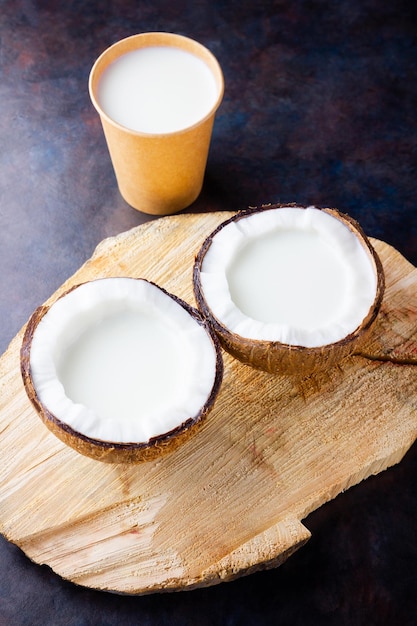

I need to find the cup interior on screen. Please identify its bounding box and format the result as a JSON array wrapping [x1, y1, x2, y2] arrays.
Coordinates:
[[89, 32, 224, 136]]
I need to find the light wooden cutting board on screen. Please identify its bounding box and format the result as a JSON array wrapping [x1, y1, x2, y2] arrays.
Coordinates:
[[0, 211, 416, 594]]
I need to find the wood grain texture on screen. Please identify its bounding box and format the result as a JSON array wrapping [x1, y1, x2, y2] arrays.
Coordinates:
[[0, 211, 416, 594]]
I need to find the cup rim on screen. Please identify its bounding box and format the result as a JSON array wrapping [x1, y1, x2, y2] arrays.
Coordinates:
[[88, 31, 225, 138]]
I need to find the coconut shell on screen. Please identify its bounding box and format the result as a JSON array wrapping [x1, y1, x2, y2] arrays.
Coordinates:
[[20, 280, 224, 463], [193, 204, 385, 377]]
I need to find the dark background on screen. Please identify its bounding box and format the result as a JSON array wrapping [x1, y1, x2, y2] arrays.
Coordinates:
[[1, 0, 417, 624]]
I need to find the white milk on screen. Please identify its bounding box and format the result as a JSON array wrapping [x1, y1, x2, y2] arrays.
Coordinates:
[[227, 229, 348, 330], [97, 46, 219, 134], [57, 309, 185, 425]]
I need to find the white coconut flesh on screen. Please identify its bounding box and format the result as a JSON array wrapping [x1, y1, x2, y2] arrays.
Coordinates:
[[199, 206, 378, 348], [28, 278, 218, 444]]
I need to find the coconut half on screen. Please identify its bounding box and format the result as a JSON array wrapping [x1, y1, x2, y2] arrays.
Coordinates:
[[21, 278, 223, 463], [193, 204, 385, 376]]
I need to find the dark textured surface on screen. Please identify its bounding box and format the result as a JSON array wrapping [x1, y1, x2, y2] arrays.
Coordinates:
[[1, 0, 417, 623]]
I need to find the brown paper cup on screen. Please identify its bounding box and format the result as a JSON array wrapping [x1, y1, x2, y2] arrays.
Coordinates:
[[89, 32, 224, 215]]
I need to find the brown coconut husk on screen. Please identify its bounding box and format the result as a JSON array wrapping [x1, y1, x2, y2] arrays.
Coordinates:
[[193, 204, 385, 377], [20, 280, 224, 463]]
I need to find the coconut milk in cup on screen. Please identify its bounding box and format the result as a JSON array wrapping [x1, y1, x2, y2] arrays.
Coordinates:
[[89, 32, 224, 215]]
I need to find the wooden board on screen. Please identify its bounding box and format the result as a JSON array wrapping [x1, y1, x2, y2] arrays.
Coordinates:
[[0, 211, 417, 595]]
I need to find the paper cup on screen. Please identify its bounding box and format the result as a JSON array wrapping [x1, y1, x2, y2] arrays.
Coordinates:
[[89, 32, 224, 215]]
